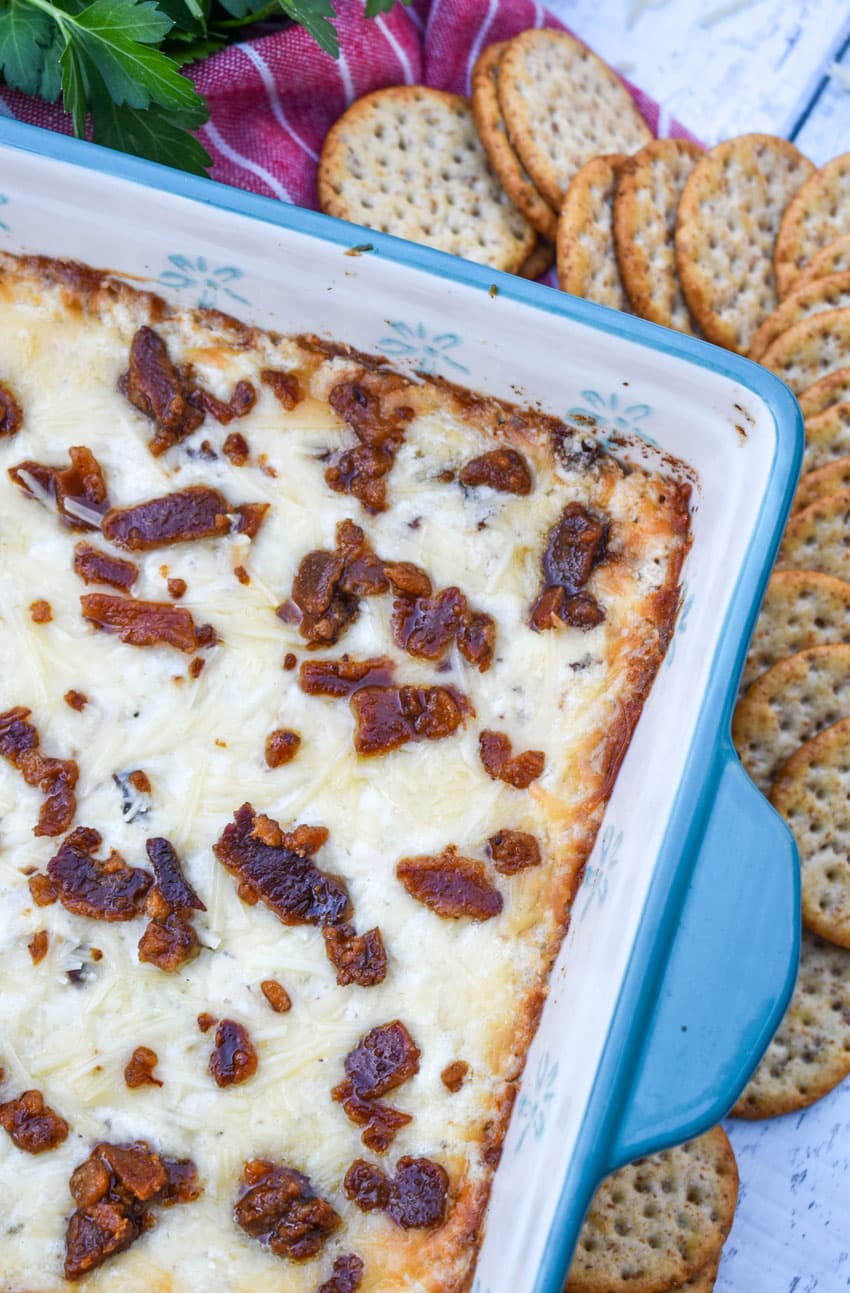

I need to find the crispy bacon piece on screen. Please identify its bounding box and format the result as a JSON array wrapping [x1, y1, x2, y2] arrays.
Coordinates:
[[325, 372, 414, 513], [391, 587, 466, 661], [29, 873, 58, 906], [197, 1012, 216, 1033], [531, 501, 608, 632], [344, 1157, 448, 1229], [0, 706, 78, 837], [81, 594, 214, 653], [350, 685, 471, 756], [46, 828, 151, 921], [209, 1019, 258, 1088], [459, 447, 532, 494], [223, 431, 250, 465], [64, 690, 88, 711], [29, 599, 52, 623], [73, 541, 138, 590], [234, 502, 270, 539], [0, 380, 23, 436], [138, 912, 200, 971], [64, 1141, 200, 1281], [0, 1089, 69, 1153], [457, 610, 496, 671], [213, 803, 350, 928], [102, 485, 266, 551], [342, 1021, 421, 1100], [124, 1047, 162, 1089], [441, 1061, 469, 1093], [487, 830, 542, 874], [9, 445, 109, 531], [191, 379, 257, 425], [146, 837, 205, 912], [287, 520, 385, 648], [397, 849, 503, 920], [167, 577, 187, 599], [318, 1254, 365, 1293], [479, 730, 545, 789], [323, 924, 387, 987], [265, 729, 301, 767], [332, 1083, 412, 1153], [28, 929, 49, 964], [260, 979, 292, 1013], [120, 326, 204, 456], [383, 561, 432, 599], [299, 656, 394, 699], [234, 1159, 339, 1260], [336, 519, 389, 596], [261, 368, 303, 410]]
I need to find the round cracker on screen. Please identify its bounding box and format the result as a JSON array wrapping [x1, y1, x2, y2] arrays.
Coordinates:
[[565, 1127, 737, 1293], [795, 455, 850, 513], [772, 716, 850, 946], [742, 570, 850, 691], [613, 138, 703, 333], [518, 237, 555, 280], [317, 87, 535, 272], [733, 644, 850, 793], [775, 152, 850, 296], [674, 1255, 720, 1292], [749, 270, 850, 361], [799, 367, 850, 418], [675, 135, 814, 353], [557, 154, 630, 309], [761, 306, 850, 395], [804, 402, 850, 474], [795, 232, 850, 291], [779, 488, 850, 581], [732, 928, 850, 1118], [471, 42, 558, 242], [497, 29, 651, 213]]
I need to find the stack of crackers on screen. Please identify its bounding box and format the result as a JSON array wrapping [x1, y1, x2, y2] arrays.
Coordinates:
[[317, 27, 850, 1288]]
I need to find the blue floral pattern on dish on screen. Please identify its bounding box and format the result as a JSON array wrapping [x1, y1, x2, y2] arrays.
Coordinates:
[[376, 321, 469, 375], [0, 194, 9, 232], [158, 255, 249, 309], [515, 1049, 559, 1152], [580, 824, 623, 920], [665, 586, 693, 669], [566, 389, 659, 449]]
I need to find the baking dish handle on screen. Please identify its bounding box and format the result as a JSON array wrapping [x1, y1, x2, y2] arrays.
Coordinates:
[[605, 747, 800, 1171]]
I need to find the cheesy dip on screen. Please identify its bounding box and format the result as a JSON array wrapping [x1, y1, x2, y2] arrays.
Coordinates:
[[0, 252, 691, 1292]]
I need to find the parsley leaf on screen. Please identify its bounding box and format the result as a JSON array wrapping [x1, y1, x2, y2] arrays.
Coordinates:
[[90, 81, 212, 172], [0, 0, 60, 96], [278, 0, 338, 57], [364, 0, 410, 14]]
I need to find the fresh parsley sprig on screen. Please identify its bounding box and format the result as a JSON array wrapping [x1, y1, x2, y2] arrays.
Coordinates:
[[0, 0, 409, 174]]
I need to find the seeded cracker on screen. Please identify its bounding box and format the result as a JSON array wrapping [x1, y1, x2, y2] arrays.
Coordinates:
[[733, 644, 850, 793], [613, 139, 703, 333], [799, 368, 850, 418], [733, 929, 850, 1118], [772, 717, 850, 947], [749, 271, 850, 361], [779, 489, 850, 582], [761, 307, 850, 394], [317, 87, 535, 272], [795, 456, 850, 512], [557, 155, 630, 309], [498, 29, 651, 214], [795, 232, 850, 291], [804, 403, 850, 474], [519, 238, 555, 280], [472, 42, 558, 242], [565, 1127, 737, 1293], [675, 135, 814, 353], [741, 570, 850, 692], [775, 152, 850, 296]]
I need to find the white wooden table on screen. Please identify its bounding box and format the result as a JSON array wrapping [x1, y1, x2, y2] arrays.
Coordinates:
[[545, 2, 850, 1289]]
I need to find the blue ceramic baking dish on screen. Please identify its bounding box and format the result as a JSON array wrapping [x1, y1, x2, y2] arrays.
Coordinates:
[[0, 116, 803, 1293]]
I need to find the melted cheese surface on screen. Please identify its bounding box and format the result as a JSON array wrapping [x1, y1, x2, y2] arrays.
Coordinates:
[[0, 259, 688, 1292]]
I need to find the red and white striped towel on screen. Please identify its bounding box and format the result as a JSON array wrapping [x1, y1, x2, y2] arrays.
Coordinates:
[[0, 0, 695, 213]]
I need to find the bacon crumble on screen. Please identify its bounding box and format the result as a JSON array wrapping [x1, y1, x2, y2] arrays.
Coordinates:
[[138, 837, 204, 973], [351, 684, 472, 756], [45, 827, 152, 921], [530, 501, 608, 631], [344, 1157, 448, 1229], [441, 1061, 469, 1093], [223, 431, 251, 466], [261, 368, 303, 410], [124, 1047, 162, 1089], [119, 326, 204, 456], [487, 829, 542, 873], [0, 379, 23, 436], [234, 1159, 339, 1260], [9, 445, 109, 530], [459, 447, 532, 494], [260, 979, 292, 1013], [265, 728, 301, 768], [0, 1088, 69, 1154], [318, 1254, 365, 1293], [0, 706, 78, 836], [299, 656, 395, 699], [28, 929, 49, 964], [479, 730, 545, 789], [102, 485, 267, 551], [73, 541, 138, 590], [209, 1019, 258, 1088], [64, 690, 88, 712], [81, 594, 216, 653], [332, 1022, 419, 1151], [397, 848, 503, 920], [323, 924, 388, 988], [29, 599, 52, 623], [64, 1140, 200, 1281], [325, 372, 414, 513], [167, 576, 187, 599], [190, 379, 257, 425]]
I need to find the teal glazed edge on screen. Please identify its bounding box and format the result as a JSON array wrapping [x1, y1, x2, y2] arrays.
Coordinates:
[[0, 118, 805, 1293]]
